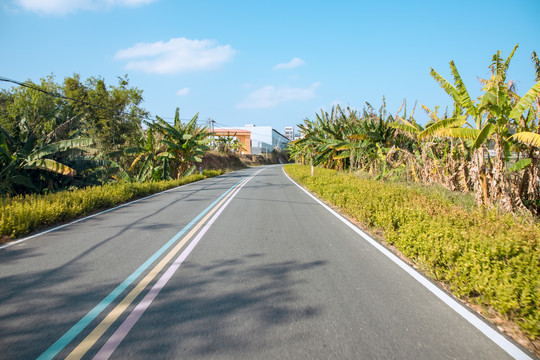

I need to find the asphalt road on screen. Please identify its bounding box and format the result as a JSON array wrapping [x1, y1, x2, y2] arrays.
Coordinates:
[[0, 165, 533, 359]]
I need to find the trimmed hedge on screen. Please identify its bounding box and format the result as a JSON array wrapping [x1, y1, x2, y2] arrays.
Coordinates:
[[285, 164, 540, 339], [0, 170, 222, 240]]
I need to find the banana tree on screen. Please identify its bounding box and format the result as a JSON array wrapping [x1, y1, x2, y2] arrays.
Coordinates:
[[120, 126, 171, 182], [150, 108, 209, 178], [423, 45, 540, 212], [0, 124, 94, 195], [294, 106, 353, 171], [507, 53, 540, 212], [216, 132, 245, 154], [423, 61, 490, 204], [294, 103, 401, 174], [466, 46, 539, 211], [294, 115, 327, 175]]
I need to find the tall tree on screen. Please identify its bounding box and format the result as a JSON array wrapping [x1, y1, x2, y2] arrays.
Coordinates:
[[150, 108, 209, 178], [62, 74, 148, 156], [421, 45, 540, 212]]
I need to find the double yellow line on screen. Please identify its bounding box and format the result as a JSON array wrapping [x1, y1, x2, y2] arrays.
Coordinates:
[[65, 177, 249, 360]]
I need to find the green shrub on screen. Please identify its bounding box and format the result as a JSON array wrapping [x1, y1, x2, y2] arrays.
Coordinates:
[[0, 170, 223, 240], [285, 164, 540, 338]]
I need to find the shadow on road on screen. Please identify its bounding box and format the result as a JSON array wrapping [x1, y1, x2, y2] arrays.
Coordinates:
[[117, 253, 327, 358], [0, 172, 261, 359]]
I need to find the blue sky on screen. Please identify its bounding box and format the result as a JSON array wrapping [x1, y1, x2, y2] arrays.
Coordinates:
[[1, 0, 539, 134]]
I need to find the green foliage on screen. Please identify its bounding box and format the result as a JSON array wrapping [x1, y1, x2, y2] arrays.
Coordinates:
[[291, 45, 540, 215], [285, 164, 540, 338], [509, 158, 532, 172], [62, 74, 147, 154], [0, 74, 217, 196], [0, 75, 64, 136], [0, 74, 151, 194], [0, 169, 222, 240], [289, 101, 411, 173], [215, 132, 245, 154], [150, 108, 210, 178], [0, 121, 96, 195]]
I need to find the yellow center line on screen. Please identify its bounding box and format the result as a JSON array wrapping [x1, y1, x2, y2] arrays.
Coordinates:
[[65, 179, 246, 360]]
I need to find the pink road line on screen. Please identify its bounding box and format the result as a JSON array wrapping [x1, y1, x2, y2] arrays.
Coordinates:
[[92, 170, 262, 360]]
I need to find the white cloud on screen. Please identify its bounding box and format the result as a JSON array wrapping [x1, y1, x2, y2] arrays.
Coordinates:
[[14, 0, 156, 15], [115, 38, 236, 74], [237, 82, 320, 109], [176, 88, 189, 96], [274, 57, 305, 70]]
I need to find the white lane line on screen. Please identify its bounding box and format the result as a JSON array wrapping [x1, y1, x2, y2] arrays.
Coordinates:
[[92, 168, 265, 360], [282, 167, 533, 360]]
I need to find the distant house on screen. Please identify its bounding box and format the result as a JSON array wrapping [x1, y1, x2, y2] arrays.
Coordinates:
[[213, 125, 290, 155], [241, 125, 290, 155]]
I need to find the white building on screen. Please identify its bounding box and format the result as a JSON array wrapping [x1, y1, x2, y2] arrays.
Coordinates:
[[239, 125, 290, 155], [284, 126, 294, 141]]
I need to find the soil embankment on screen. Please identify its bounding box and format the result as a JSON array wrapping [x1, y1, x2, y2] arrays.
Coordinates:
[[200, 151, 289, 171]]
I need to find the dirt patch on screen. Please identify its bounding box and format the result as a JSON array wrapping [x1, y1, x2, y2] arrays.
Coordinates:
[[201, 151, 291, 171], [200, 151, 246, 171], [239, 154, 273, 166], [240, 149, 290, 166]]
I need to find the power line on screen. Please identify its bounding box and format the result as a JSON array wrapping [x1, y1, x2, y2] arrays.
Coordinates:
[[212, 120, 237, 129], [0, 76, 193, 125], [1, 76, 133, 115]]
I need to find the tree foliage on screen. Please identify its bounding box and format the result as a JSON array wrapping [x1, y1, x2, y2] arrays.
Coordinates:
[[289, 45, 540, 215], [0, 74, 211, 196]]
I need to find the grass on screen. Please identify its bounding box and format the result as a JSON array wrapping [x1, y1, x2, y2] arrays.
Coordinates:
[[0, 170, 223, 242]]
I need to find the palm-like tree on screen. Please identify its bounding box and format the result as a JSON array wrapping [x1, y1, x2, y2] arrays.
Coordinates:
[[507, 51, 540, 212], [119, 126, 170, 182], [294, 106, 353, 171], [150, 108, 209, 178], [292, 103, 404, 177], [216, 132, 245, 154], [0, 120, 94, 195], [421, 45, 540, 212]]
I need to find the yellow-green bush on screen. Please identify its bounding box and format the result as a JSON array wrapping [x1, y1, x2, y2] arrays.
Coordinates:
[[285, 164, 539, 338], [0, 170, 222, 240]]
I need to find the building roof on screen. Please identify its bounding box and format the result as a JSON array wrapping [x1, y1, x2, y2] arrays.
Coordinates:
[[212, 128, 251, 135]]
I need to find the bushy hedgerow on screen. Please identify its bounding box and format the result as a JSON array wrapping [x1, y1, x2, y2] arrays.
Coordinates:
[[285, 164, 539, 338], [1, 170, 222, 240]]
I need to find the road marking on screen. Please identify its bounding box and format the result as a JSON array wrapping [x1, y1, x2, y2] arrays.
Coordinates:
[[65, 178, 249, 360], [37, 173, 252, 360], [92, 168, 263, 360], [282, 166, 533, 360]]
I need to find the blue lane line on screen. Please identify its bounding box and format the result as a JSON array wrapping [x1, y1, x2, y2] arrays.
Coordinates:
[[37, 177, 246, 360]]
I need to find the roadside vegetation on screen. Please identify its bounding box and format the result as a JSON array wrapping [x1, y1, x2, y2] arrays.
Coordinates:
[[0, 170, 222, 241], [288, 45, 540, 216], [285, 164, 539, 348], [0, 74, 256, 241], [0, 74, 215, 195], [286, 45, 540, 352]]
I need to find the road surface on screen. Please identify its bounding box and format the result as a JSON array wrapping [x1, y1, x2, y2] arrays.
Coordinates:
[[0, 165, 533, 359]]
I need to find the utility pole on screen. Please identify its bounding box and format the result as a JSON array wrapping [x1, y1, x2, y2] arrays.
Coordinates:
[[208, 117, 216, 149]]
